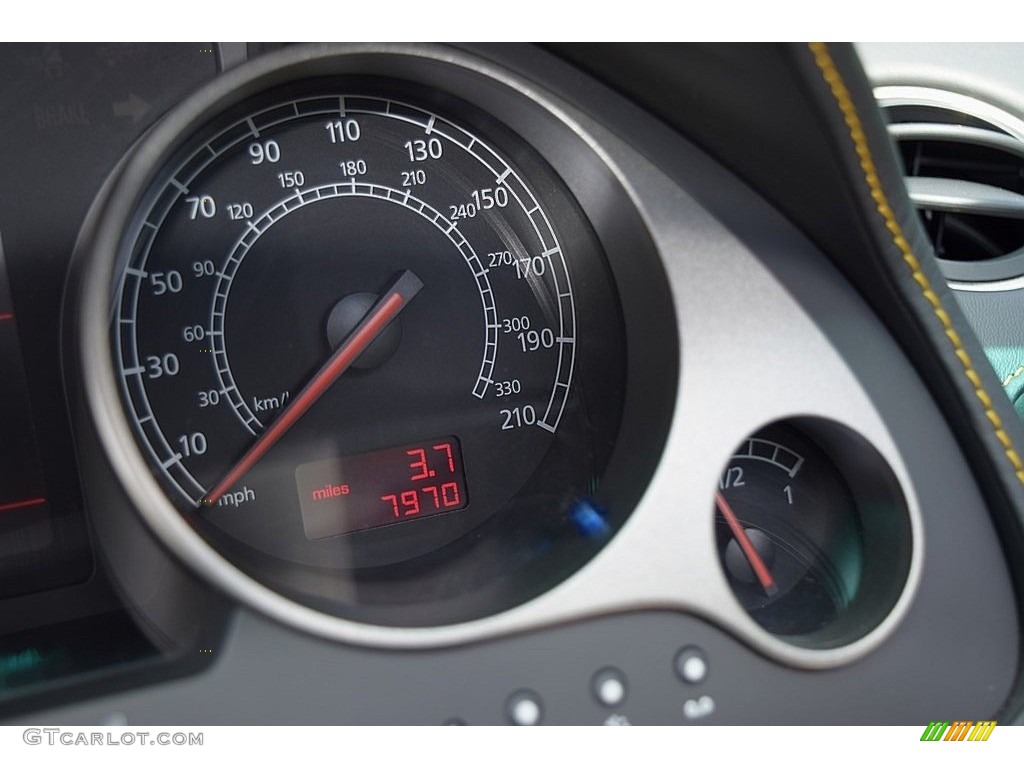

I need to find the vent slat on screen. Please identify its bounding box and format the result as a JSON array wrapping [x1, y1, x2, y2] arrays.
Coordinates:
[[907, 177, 1024, 220], [889, 123, 1024, 158]]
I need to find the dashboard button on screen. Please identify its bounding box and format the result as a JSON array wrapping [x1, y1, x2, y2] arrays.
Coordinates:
[[591, 668, 628, 707], [675, 646, 708, 684], [506, 690, 543, 726]]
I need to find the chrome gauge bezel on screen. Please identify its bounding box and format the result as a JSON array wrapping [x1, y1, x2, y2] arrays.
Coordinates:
[[76, 43, 677, 636], [714, 417, 913, 649], [75, 43, 922, 667]]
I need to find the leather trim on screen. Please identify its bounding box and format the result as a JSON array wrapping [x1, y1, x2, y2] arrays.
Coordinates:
[[808, 42, 1024, 486]]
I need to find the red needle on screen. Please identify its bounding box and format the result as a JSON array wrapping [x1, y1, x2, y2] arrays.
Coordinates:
[[203, 270, 423, 505], [715, 491, 778, 597], [0, 497, 46, 513]]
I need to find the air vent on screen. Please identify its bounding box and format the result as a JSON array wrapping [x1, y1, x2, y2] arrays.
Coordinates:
[[876, 86, 1024, 284]]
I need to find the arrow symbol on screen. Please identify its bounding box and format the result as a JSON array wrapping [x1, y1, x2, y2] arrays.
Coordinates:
[[112, 94, 149, 123]]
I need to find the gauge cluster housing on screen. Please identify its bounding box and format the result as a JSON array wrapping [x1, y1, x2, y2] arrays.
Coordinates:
[[0, 43, 1019, 725]]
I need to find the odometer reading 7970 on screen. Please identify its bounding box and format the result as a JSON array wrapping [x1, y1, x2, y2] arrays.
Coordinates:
[[295, 436, 468, 539]]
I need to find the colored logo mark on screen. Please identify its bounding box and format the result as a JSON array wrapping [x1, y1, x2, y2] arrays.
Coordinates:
[[920, 721, 996, 741]]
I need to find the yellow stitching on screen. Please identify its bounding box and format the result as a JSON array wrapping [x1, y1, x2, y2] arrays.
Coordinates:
[[808, 42, 1024, 485], [1003, 365, 1024, 389]]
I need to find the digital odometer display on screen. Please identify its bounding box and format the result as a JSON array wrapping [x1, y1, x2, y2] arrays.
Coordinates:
[[296, 436, 468, 539]]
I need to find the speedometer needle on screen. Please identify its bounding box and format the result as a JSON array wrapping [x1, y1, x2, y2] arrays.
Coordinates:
[[715, 491, 778, 597], [203, 270, 424, 505]]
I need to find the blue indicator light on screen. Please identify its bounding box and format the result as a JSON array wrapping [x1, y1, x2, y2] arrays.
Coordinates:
[[572, 499, 610, 537]]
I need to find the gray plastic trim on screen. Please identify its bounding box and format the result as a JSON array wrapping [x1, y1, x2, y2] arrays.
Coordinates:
[[215, 43, 247, 73]]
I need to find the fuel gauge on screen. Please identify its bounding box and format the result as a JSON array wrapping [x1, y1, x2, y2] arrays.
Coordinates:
[[715, 420, 912, 648]]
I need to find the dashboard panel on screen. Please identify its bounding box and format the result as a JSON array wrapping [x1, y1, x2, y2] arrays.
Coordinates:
[[0, 42, 1021, 725]]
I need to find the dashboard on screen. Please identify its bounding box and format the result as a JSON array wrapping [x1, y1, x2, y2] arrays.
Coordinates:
[[0, 42, 1022, 725]]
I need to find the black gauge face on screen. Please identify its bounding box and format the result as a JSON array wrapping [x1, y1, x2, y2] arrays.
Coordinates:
[[112, 79, 629, 624], [715, 426, 862, 636], [714, 421, 912, 647]]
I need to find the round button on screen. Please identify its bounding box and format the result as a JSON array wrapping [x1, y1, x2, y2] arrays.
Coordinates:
[[674, 646, 708, 684], [591, 668, 628, 707], [506, 690, 543, 726]]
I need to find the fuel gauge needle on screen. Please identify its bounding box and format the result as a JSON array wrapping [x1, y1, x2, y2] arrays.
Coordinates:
[[715, 491, 778, 597], [203, 270, 423, 505]]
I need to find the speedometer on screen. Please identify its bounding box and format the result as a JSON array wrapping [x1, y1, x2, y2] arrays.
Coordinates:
[[73, 49, 678, 631], [119, 84, 602, 544]]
